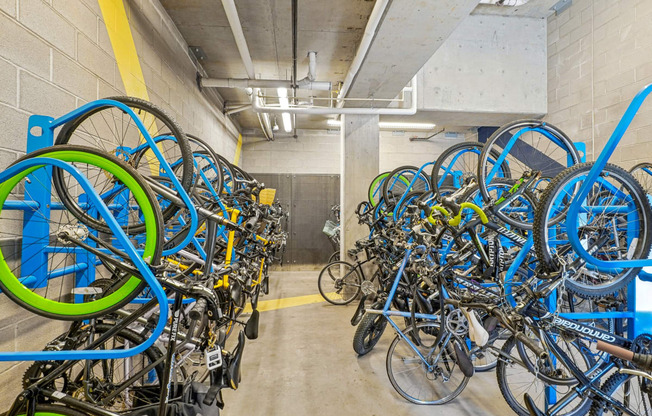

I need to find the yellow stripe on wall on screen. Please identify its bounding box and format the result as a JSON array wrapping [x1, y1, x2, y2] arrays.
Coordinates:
[[233, 134, 242, 166], [98, 0, 149, 100]]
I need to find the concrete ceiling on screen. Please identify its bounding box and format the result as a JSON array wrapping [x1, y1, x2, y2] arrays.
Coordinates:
[[159, 0, 557, 134], [160, 0, 376, 132]]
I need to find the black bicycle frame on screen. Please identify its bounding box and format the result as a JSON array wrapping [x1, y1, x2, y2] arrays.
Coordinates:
[[525, 309, 636, 416]]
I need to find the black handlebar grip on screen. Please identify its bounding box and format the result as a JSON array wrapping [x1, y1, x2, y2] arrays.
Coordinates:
[[189, 298, 207, 321], [515, 332, 548, 360], [441, 198, 461, 217], [244, 211, 262, 231]]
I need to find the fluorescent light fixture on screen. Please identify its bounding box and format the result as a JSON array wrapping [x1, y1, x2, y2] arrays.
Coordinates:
[[380, 121, 436, 130], [326, 119, 436, 130], [327, 119, 340, 127], [277, 88, 292, 133]]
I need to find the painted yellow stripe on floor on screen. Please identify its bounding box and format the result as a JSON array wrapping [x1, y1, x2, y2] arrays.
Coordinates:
[[233, 134, 243, 166], [243, 293, 335, 313], [98, 0, 149, 100]]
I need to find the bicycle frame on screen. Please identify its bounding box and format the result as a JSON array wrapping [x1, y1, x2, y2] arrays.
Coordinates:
[[524, 310, 638, 416]]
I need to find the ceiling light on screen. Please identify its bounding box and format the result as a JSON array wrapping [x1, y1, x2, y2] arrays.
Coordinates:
[[326, 119, 436, 130], [277, 88, 293, 133], [379, 122, 436, 130], [327, 119, 340, 127]]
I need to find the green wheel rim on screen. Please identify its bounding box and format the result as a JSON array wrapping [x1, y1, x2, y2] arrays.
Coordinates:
[[369, 173, 410, 207], [0, 150, 158, 317]]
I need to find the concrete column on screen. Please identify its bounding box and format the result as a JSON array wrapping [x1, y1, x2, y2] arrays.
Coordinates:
[[340, 114, 379, 260]]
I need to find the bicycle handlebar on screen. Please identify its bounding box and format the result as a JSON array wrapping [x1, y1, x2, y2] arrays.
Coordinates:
[[597, 341, 652, 371], [421, 201, 488, 227]]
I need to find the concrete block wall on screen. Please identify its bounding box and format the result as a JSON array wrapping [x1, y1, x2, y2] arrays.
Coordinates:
[[546, 0, 652, 166], [0, 0, 239, 405], [242, 130, 464, 175]]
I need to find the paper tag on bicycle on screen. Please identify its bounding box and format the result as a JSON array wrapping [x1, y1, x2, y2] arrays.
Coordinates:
[[206, 347, 223, 370], [71, 287, 103, 295]]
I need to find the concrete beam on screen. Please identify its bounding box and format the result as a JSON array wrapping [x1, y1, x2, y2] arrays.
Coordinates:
[[419, 14, 547, 118], [345, 0, 480, 104]]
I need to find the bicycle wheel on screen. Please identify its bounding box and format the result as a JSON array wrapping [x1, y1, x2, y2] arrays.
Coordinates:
[[629, 162, 652, 195], [381, 166, 429, 210], [368, 172, 391, 208], [0, 147, 163, 320], [317, 261, 361, 305], [17, 404, 90, 416], [386, 322, 470, 405], [328, 251, 340, 263], [478, 120, 582, 229], [431, 141, 508, 199], [353, 311, 388, 355], [533, 163, 652, 298], [24, 323, 164, 410], [186, 134, 224, 204], [55, 96, 192, 222], [47, 145, 157, 235], [496, 335, 593, 416], [589, 371, 652, 415]]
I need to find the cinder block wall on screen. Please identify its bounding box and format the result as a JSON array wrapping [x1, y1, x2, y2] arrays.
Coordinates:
[[545, 0, 652, 165], [0, 0, 239, 405], [241, 130, 463, 174]]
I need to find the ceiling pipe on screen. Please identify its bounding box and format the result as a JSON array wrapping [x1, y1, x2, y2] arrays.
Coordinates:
[[292, 0, 298, 88], [221, 0, 255, 79], [252, 76, 417, 115], [225, 104, 252, 115], [336, 0, 390, 108], [200, 77, 331, 90], [291, 0, 298, 138], [296, 51, 317, 87]]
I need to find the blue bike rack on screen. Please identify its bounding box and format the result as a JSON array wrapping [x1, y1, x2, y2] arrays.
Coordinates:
[[0, 98, 207, 360], [563, 83, 652, 337], [0, 157, 168, 361]]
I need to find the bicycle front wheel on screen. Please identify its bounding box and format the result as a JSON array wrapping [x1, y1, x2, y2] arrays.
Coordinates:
[[0, 146, 163, 320], [55, 96, 192, 222], [478, 120, 581, 230], [533, 163, 652, 298], [590, 371, 652, 415], [386, 322, 470, 405], [317, 261, 361, 305]]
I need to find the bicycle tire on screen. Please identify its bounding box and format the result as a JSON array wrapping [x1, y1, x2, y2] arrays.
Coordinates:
[[43, 145, 158, 235], [317, 261, 361, 305], [368, 172, 392, 208], [24, 323, 165, 410], [0, 146, 163, 320], [54, 96, 192, 222], [533, 163, 652, 298], [431, 141, 508, 199], [353, 312, 388, 356], [386, 322, 470, 405], [381, 165, 429, 210], [328, 251, 340, 263], [629, 161, 652, 195], [589, 371, 652, 415], [496, 335, 593, 416], [186, 134, 225, 202], [16, 404, 91, 416], [478, 120, 581, 230]]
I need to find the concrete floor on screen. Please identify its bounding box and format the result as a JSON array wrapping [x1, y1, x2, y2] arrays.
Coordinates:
[[223, 271, 514, 415]]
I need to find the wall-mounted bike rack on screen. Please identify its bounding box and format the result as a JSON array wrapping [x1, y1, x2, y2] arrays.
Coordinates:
[[0, 98, 204, 360]]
